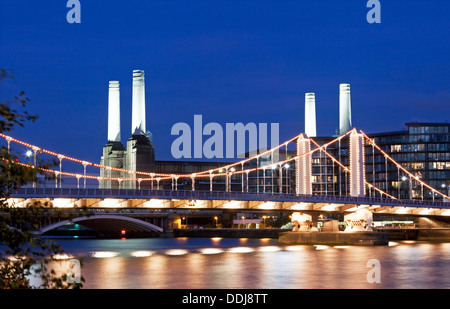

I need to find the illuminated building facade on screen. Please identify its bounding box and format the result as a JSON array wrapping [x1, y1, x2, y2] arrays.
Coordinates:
[[309, 122, 450, 200], [365, 122, 450, 200]]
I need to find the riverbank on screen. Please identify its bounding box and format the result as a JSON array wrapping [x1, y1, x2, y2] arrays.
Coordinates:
[[279, 231, 389, 246], [375, 228, 450, 241], [278, 228, 450, 246], [42, 227, 450, 243], [170, 228, 290, 238]]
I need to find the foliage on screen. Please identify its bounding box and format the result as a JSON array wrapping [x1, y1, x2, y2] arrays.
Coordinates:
[[0, 68, 84, 289]]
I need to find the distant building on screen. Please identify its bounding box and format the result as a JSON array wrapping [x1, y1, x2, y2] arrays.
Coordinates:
[[308, 122, 450, 201], [366, 122, 450, 200]]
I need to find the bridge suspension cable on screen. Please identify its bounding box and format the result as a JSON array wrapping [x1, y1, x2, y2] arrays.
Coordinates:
[[360, 130, 450, 201], [309, 133, 397, 200], [1, 129, 448, 202], [0, 130, 350, 186]]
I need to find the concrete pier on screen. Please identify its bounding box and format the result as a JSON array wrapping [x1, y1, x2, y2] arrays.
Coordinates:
[[279, 231, 389, 246], [375, 228, 450, 241]]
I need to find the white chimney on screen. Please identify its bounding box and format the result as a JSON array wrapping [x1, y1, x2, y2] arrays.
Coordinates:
[[304, 92, 316, 137], [339, 83, 352, 135], [108, 81, 121, 142], [132, 70, 146, 135]]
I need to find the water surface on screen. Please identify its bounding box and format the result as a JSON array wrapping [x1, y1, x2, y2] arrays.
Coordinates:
[[49, 238, 450, 289]]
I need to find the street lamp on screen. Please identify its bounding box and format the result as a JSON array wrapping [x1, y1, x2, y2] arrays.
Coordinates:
[[26, 148, 40, 188], [214, 216, 218, 228], [284, 163, 290, 194], [262, 215, 267, 228]]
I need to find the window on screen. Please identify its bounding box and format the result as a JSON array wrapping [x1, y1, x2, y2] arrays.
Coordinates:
[[429, 162, 450, 170], [428, 153, 450, 161], [391, 145, 402, 152], [431, 143, 450, 151]]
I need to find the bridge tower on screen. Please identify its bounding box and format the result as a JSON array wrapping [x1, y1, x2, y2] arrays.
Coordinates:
[[296, 134, 312, 195], [349, 129, 365, 197]]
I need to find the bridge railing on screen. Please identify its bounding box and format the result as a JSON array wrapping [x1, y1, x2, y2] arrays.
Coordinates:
[[9, 187, 450, 209]]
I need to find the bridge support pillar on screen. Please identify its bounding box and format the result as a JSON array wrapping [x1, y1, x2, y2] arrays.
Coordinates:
[[162, 217, 170, 231], [311, 212, 319, 229], [350, 130, 366, 197]]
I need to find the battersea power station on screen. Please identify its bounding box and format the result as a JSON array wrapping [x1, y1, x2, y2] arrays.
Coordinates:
[[99, 70, 225, 190], [100, 70, 450, 200]]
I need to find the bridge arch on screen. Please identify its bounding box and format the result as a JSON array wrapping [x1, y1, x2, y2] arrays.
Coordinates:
[[39, 215, 164, 235]]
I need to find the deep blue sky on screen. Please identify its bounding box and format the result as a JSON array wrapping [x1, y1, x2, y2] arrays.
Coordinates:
[[1, 0, 449, 165]]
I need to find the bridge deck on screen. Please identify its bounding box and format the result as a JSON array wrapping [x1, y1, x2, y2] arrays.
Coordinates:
[[9, 188, 450, 210]]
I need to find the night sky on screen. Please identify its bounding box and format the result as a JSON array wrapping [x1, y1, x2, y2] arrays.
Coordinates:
[[1, 0, 449, 166]]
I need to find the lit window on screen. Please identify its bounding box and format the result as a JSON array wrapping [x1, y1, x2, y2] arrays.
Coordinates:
[[391, 145, 402, 152]]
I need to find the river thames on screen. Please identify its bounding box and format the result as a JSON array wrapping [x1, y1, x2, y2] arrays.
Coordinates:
[[43, 237, 450, 289]]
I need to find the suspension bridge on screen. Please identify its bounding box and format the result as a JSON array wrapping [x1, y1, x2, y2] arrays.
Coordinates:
[[2, 128, 450, 235]]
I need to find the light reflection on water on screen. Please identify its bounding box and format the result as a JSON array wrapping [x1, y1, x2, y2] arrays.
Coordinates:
[[48, 238, 450, 289]]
